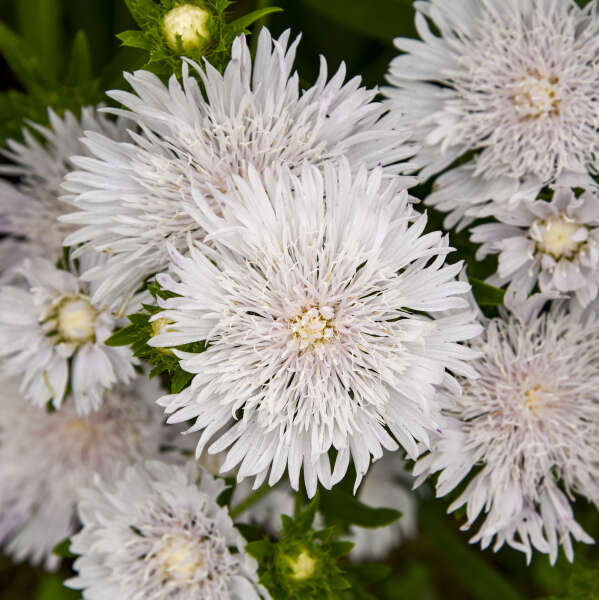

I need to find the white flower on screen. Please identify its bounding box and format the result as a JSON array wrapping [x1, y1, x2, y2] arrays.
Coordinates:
[[0, 256, 137, 413], [0, 377, 174, 569], [348, 454, 418, 562], [148, 160, 481, 498], [471, 175, 599, 307], [385, 0, 599, 223], [68, 460, 268, 600], [414, 297, 599, 563], [0, 107, 129, 262], [61, 27, 417, 307]]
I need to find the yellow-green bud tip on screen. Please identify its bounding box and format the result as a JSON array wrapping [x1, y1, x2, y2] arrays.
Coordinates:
[[286, 550, 317, 582], [162, 4, 211, 54], [151, 317, 175, 355]]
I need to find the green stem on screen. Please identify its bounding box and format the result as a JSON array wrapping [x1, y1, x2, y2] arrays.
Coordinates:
[[230, 484, 272, 520]]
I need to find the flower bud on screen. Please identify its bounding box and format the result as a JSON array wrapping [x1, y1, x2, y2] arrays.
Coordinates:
[[285, 549, 317, 582], [162, 4, 211, 54]]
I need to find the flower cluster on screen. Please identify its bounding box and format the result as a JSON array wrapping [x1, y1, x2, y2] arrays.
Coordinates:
[[1, 0, 599, 596]]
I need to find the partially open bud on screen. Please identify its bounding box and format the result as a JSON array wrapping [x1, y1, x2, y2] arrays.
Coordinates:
[[151, 317, 175, 356], [285, 548, 317, 582], [162, 4, 212, 54]]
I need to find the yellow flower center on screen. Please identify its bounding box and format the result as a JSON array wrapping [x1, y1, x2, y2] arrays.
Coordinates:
[[287, 550, 317, 582], [157, 537, 204, 581], [290, 306, 336, 350], [512, 73, 560, 119], [57, 296, 98, 344], [536, 216, 581, 259], [162, 4, 211, 54]]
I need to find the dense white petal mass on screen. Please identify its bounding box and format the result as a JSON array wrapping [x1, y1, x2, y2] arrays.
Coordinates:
[[148, 161, 481, 497], [0, 377, 172, 569], [348, 454, 418, 561], [385, 0, 599, 220], [471, 175, 599, 307], [414, 298, 599, 563], [68, 461, 268, 600], [0, 256, 137, 413], [0, 107, 129, 263], [61, 27, 417, 306]]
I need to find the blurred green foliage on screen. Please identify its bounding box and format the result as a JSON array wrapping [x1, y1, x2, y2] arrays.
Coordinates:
[[1, 0, 599, 599]]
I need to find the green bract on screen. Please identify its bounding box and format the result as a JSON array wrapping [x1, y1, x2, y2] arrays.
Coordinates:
[[119, 0, 282, 75], [246, 494, 353, 599]]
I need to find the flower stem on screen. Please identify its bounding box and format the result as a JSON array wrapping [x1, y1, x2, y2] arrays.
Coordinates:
[[229, 484, 272, 520]]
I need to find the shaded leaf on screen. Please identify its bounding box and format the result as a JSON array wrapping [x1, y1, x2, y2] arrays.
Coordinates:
[[124, 0, 161, 28], [35, 573, 79, 600], [117, 30, 153, 50], [420, 504, 523, 600], [51, 538, 75, 559], [104, 324, 138, 347], [0, 21, 50, 90], [67, 30, 93, 85], [299, 0, 414, 42], [16, 0, 63, 82], [229, 7, 283, 35], [470, 278, 505, 307], [320, 488, 401, 528]]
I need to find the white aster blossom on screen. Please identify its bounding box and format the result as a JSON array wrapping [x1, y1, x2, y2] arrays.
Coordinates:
[[61, 27, 417, 306], [471, 176, 599, 307], [68, 460, 268, 600], [0, 377, 173, 569], [414, 296, 599, 563], [0, 256, 137, 413], [348, 454, 418, 561], [148, 160, 481, 497], [385, 0, 599, 225], [0, 107, 128, 263]]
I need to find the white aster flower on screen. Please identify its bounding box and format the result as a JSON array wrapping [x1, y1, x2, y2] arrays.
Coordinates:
[[0, 377, 173, 569], [385, 0, 599, 224], [471, 175, 599, 307], [61, 27, 417, 307], [0, 256, 137, 413], [0, 107, 128, 262], [348, 454, 418, 562], [414, 296, 599, 563], [68, 460, 268, 600], [148, 160, 481, 497]]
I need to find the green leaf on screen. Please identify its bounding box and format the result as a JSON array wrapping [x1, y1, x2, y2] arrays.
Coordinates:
[[293, 491, 320, 532], [35, 573, 79, 600], [170, 368, 194, 393], [0, 21, 50, 91], [67, 30, 93, 85], [124, 0, 162, 28], [228, 7, 283, 35], [235, 523, 264, 542], [420, 503, 524, 600], [246, 539, 273, 561], [320, 488, 401, 528], [51, 538, 75, 559], [328, 540, 354, 558], [16, 0, 63, 83], [469, 278, 505, 307], [117, 30, 153, 50], [299, 0, 414, 42], [348, 563, 392, 585], [104, 324, 139, 347]]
